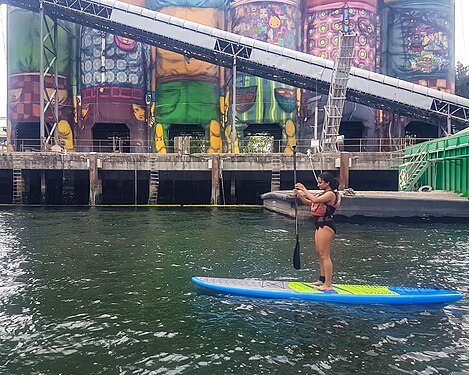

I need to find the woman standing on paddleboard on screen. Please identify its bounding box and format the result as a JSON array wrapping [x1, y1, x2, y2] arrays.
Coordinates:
[[293, 172, 341, 291]]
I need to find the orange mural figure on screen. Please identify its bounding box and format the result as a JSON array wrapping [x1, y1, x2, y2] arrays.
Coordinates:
[[148, 1, 230, 153]]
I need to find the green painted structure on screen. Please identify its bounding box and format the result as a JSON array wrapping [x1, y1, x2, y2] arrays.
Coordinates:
[[399, 130, 469, 197]]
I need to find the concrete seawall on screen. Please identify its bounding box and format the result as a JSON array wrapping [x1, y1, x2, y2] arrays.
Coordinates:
[[261, 190, 469, 220]]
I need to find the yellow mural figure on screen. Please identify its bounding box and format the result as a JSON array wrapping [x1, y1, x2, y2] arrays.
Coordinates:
[[57, 120, 75, 152], [155, 123, 167, 153]]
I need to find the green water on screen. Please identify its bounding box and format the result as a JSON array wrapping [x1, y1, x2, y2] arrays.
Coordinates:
[[0, 208, 468, 374]]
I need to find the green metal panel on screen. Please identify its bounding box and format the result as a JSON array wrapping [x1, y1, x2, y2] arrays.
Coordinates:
[[401, 132, 469, 197]]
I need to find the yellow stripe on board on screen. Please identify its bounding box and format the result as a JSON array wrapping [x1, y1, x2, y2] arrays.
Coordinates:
[[333, 285, 399, 295], [288, 282, 322, 293], [289, 282, 399, 295]]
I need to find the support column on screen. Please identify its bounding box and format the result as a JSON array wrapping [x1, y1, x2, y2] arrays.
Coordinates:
[[40, 171, 46, 204], [134, 169, 138, 205], [231, 57, 237, 154], [339, 152, 350, 190], [230, 174, 236, 204], [89, 153, 102, 206], [210, 154, 221, 205]]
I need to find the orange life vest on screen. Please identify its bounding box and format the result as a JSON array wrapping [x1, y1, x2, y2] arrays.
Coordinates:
[[311, 191, 341, 218]]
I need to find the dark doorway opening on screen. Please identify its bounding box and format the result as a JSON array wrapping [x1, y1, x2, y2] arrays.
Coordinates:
[[168, 124, 205, 138], [243, 124, 282, 153], [168, 124, 206, 153], [92, 123, 130, 153], [338, 121, 364, 152], [15, 122, 48, 151], [405, 121, 440, 139]]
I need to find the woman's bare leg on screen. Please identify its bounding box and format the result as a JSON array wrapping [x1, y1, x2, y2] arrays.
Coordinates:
[[315, 226, 335, 290], [313, 229, 325, 285]]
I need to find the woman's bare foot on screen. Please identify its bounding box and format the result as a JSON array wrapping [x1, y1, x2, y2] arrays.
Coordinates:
[[318, 285, 334, 291], [312, 280, 324, 286]]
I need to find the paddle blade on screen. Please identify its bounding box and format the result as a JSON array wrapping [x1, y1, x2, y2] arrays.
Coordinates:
[[293, 239, 300, 269]]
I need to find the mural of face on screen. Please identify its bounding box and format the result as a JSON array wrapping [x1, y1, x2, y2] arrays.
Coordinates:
[[260, 8, 268, 20], [132, 104, 146, 121], [269, 16, 281, 29], [114, 36, 137, 52]]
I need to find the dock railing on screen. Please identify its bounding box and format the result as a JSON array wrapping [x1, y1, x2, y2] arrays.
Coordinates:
[[4, 137, 432, 154]]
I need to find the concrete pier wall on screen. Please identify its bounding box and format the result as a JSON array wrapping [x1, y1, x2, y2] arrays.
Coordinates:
[[261, 190, 469, 220], [0, 151, 400, 205]]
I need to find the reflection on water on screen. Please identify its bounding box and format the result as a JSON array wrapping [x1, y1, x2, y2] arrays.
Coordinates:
[[0, 207, 467, 374]]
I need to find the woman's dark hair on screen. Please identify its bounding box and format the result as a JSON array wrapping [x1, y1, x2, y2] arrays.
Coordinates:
[[318, 172, 339, 190]]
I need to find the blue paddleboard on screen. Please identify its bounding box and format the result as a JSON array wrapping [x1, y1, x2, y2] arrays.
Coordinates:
[[192, 277, 463, 305]]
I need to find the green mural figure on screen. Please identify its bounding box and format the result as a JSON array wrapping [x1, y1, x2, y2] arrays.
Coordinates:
[[7, 8, 77, 151], [148, 1, 230, 153]]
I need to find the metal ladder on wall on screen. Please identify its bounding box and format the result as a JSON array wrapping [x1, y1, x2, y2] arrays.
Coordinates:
[[12, 154, 24, 204], [148, 157, 159, 204], [399, 143, 430, 192], [321, 33, 356, 152], [271, 155, 281, 192]]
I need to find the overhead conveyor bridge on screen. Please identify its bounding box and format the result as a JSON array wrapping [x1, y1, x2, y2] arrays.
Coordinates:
[[4, 0, 469, 127]]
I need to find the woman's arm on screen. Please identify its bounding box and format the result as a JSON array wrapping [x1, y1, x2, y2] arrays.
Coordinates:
[[293, 189, 312, 206], [295, 183, 336, 204]]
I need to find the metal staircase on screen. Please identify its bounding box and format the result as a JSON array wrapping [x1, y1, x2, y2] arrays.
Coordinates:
[[321, 33, 356, 152], [399, 143, 429, 191], [271, 155, 281, 192], [12, 155, 24, 204], [148, 157, 159, 204]]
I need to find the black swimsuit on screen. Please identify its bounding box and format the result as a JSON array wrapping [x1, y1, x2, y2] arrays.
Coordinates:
[[313, 216, 337, 234]]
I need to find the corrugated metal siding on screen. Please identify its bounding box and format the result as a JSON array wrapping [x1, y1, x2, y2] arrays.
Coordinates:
[[405, 132, 469, 197]]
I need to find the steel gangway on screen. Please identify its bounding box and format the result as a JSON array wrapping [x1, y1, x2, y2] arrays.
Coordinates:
[[4, 0, 469, 127], [321, 33, 356, 152]]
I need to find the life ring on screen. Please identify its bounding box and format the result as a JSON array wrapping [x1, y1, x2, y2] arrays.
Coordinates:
[[418, 185, 433, 193]]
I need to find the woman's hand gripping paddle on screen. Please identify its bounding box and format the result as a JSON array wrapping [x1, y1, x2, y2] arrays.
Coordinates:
[[293, 146, 300, 270]]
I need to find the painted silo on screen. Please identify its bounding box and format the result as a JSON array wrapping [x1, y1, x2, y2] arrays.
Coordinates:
[[230, 0, 302, 153], [77, 0, 151, 152], [303, 0, 379, 141], [381, 0, 455, 93], [7, 8, 77, 151], [380, 0, 455, 138], [147, 0, 229, 153]]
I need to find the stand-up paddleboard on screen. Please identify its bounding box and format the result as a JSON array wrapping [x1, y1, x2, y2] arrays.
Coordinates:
[[192, 277, 463, 305]]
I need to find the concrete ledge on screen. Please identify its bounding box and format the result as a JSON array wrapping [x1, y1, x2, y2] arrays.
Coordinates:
[[0, 151, 400, 171], [261, 190, 469, 220]]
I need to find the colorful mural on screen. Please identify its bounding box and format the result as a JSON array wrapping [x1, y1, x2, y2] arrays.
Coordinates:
[[76, 0, 151, 152], [7, 8, 77, 151], [380, 0, 455, 93], [378, 0, 455, 139], [230, 0, 301, 153], [148, 1, 229, 153], [303, 0, 379, 139], [6, 0, 457, 153]]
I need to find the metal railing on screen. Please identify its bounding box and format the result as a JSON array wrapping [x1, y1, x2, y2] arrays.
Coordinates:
[[2, 137, 433, 154]]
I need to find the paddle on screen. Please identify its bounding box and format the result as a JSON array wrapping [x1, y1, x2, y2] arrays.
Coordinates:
[[292, 146, 300, 270]]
